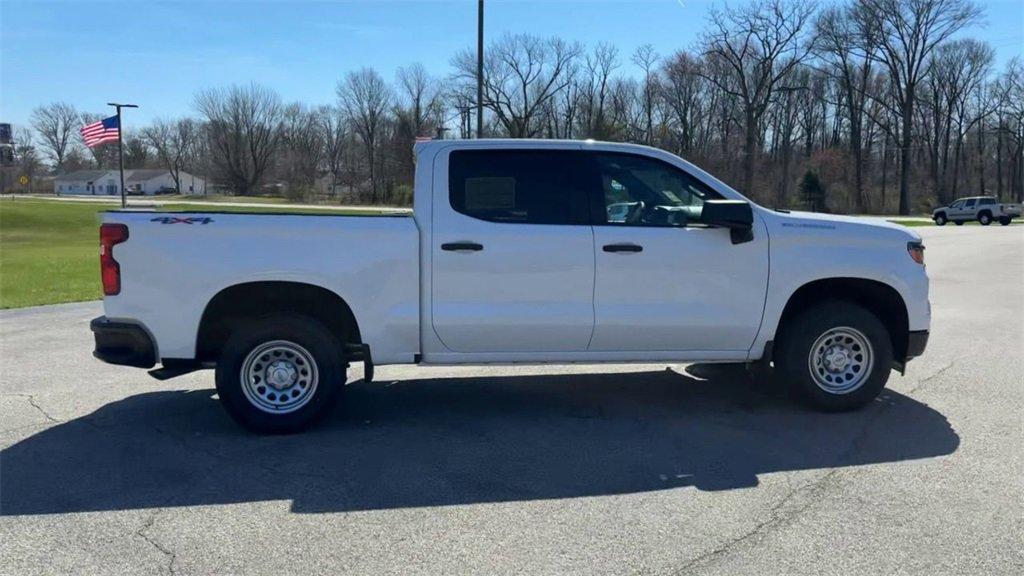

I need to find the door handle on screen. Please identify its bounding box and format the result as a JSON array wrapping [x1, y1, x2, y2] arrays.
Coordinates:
[[603, 243, 643, 253], [441, 242, 484, 252]]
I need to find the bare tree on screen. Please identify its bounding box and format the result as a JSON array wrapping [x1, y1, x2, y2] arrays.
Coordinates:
[[632, 44, 661, 144], [855, 0, 982, 214], [396, 63, 443, 138], [579, 42, 620, 139], [815, 4, 877, 211], [30, 102, 79, 171], [317, 105, 350, 196], [194, 83, 283, 195], [143, 118, 198, 193], [338, 68, 393, 202], [278, 103, 326, 197], [700, 0, 816, 199], [454, 33, 583, 137]]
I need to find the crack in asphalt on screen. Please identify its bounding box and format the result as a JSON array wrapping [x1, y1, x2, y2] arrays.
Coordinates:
[[2, 393, 60, 425], [672, 359, 959, 575], [136, 510, 178, 576]]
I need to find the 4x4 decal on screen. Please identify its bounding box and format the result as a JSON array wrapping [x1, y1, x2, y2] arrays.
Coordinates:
[[150, 216, 214, 225]]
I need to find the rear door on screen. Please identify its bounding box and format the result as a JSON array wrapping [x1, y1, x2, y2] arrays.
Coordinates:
[[430, 148, 596, 353], [583, 151, 769, 352]]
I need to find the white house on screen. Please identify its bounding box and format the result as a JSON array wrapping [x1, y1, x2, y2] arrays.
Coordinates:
[[55, 169, 206, 196]]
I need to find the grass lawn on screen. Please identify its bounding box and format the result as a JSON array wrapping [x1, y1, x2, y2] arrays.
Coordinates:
[[155, 194, 290, 204], [0, 198, 397, 309]]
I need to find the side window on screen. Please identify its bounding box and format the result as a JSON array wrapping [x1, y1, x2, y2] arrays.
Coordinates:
[[965, 199, 977, 208], [978, 198, 995, 205], [587, 153, 720, 227], [950, 201, 963, 209], [449, 150, 588, 225]]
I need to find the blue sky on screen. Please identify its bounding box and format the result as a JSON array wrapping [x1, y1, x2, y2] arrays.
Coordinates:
[[2, 0, 1022, 130]]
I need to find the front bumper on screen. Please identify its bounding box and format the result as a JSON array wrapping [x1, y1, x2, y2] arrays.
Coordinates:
[[906, 330, 929, 361], [91, 316, 156, 368]]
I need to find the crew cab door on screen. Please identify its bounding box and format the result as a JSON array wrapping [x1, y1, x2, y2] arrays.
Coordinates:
[[958, 198, 978, 218], [583, 151, 769, 352], [430, 148, 595, 353]]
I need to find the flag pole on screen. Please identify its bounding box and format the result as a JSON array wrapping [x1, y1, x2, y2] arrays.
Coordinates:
[[107, 102, 137, 209], [476, 0, 484, 139]]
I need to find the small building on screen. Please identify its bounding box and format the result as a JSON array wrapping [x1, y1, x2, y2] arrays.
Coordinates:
[[54, 170, 117, 195], [56, 169, 206, 196]]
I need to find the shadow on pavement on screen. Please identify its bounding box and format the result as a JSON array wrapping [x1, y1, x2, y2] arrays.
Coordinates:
[[0, 365, 959, 515]]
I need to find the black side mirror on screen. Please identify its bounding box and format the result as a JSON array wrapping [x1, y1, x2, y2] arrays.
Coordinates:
[[702, 199, 754, 244]]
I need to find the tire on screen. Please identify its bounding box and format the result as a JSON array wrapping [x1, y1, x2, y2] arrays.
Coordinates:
[[933, 213, 947, 226], [774, 301, 894, 412], [978, 211, 992, 225], [999, 217, 1012, 226], [215, 314, 347, 433], [954, 220, 964, 226]]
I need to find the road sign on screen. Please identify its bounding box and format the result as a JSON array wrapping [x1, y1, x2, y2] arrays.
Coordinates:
[[18, 175, 29, 186]]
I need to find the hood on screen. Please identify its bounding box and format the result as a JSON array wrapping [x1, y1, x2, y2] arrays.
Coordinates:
[[767, 210, 921, 242]]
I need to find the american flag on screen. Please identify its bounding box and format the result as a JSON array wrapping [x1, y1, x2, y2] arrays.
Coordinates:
[[80, 115, 120, 147]]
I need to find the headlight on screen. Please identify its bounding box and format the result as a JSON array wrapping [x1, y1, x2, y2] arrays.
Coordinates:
[[907, 241, 925, 265]]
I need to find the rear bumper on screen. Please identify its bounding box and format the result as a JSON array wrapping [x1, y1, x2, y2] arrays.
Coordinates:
[[906, 330, 929, 361], [91, 316, 156, 368]]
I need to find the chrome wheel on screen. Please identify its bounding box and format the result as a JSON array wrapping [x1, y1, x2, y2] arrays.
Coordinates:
[[807, 327, 874, 395], [239, 340, 319, 414]]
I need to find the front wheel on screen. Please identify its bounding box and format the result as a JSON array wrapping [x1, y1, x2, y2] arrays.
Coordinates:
[[933, 213, 947, 226], [775, 302, 894, 411], [215, 314, 347, 433]]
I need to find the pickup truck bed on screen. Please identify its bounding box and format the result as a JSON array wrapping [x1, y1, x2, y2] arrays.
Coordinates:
[[102, 211, 420, 364]]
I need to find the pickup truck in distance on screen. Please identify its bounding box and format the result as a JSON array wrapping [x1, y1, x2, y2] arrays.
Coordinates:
[[92, 139, 931, 433], [931, 196, 1022, 226]]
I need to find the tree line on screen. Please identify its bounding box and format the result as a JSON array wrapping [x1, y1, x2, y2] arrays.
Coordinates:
[[10, 0, 1024, 213]]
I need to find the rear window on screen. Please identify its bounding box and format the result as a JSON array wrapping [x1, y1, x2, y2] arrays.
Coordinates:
[[449, 150, 588, 225]]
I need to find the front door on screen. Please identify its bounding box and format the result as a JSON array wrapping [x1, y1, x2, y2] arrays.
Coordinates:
[[430, 148, 596, 353], [584, 152, 769, 352]]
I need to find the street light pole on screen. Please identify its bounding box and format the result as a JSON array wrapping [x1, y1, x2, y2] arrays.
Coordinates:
[[107, 102, 138, 208], [476, 0, 484, 139]]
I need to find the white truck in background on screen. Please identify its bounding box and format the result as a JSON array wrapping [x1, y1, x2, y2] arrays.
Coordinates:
[[92, 139, 930, 433], [931, 196, 1022, 226]]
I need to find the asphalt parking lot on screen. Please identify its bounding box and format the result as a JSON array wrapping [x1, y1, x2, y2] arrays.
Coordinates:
[[1, 225, 1021, 576]]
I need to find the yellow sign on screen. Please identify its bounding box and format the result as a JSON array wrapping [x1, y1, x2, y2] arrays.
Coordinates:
[[18, 175, 29, 186]]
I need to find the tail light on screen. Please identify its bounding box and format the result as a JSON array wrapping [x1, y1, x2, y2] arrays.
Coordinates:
[[907, 241, 925, 266], [100, 224, 129, 295]]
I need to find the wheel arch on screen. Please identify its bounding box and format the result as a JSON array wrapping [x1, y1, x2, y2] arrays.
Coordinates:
[[196, 281, 362, 362], [774, 277, 909, 363]]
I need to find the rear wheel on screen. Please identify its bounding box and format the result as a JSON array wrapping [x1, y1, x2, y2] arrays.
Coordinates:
[[215, 314, 346, 433], [978, 211, 992, 225], [933, 213, 947, 226], [999, 216, 1012, 226], [775, 301, 894, 411]]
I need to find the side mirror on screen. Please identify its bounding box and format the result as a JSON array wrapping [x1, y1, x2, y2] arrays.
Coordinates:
[[702, 199, 754, 244]]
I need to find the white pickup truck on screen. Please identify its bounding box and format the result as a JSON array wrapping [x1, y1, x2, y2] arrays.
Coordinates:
[[92, 139, 930, 432], [931, 196, 1022, 226]]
